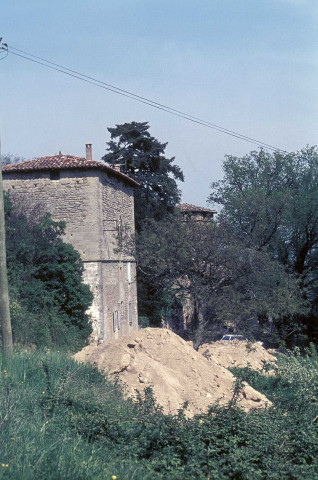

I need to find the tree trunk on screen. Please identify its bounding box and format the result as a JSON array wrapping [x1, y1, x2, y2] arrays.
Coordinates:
[[0, 155, 12, 355]]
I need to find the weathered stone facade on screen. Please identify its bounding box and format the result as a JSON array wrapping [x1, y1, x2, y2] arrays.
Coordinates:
[[3, 153, 139, 342], [178, 203, 217, 222]]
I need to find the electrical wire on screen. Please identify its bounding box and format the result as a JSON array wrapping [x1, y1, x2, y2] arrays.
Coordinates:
[[8, 46, 284, 151], [0, 47, 8, 61], [4, 45, 286, 152], [6, 46, 284, 151]]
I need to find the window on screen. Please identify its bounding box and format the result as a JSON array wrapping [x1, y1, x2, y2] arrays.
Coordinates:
[[117, 310, 121, 330], [113, 311, 116, 332], [50, 171, 60, 180], [127, 262, 131, 284], [129, 301, 133, 326], [117, 215, 123, 243]]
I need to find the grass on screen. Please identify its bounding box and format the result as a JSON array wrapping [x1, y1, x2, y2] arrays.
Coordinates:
[[0, 347, 317, 480], [0, 349, 159, 480]]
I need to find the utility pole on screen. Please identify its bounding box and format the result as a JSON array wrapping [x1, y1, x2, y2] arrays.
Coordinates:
[[0, 137, 12, 355]]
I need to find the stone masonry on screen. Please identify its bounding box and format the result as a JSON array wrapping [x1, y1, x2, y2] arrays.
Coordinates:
[[2, 150, 139, 342]]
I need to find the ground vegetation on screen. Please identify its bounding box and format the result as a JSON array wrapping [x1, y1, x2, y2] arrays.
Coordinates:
[[0, 345, 317, 479]]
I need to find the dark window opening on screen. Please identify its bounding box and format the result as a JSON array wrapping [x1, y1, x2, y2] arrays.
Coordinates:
[[129, 301, 133, 326], [50, 171, 60, 180]]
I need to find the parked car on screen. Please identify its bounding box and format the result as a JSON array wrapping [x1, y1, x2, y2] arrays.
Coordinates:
[[220, 334, 245, 341]]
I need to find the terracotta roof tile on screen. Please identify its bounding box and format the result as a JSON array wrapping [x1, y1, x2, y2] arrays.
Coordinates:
[[2, 154, 139, 187], [178, 203, 217, 214]]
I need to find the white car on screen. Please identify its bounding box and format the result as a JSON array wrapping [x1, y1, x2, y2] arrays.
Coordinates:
[[220, 334, 245, 341]]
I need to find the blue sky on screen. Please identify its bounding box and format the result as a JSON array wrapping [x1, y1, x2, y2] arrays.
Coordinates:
[[1, 0, 317, 207]]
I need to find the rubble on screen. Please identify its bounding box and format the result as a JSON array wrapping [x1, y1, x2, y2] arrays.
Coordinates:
[[74, 328, 271, 416]]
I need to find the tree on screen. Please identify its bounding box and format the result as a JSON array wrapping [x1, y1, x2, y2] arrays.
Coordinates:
[[102, 122, 184, 231], [4, 194, 93, 351], [1, 153, 24, 166], [209, 146, 318, 344], [133, 213, 303, 345]]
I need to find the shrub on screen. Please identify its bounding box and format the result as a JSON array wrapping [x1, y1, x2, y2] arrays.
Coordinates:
[[2, 193, 93, 351]]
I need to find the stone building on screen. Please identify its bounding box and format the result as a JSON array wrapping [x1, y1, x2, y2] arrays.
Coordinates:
[[2, 145, 139, 342], [165, 203, 217, 343], [178, 203, 217, 222]]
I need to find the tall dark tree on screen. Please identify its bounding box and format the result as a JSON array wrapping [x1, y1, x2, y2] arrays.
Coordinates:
[[102, 122, 184, 231]]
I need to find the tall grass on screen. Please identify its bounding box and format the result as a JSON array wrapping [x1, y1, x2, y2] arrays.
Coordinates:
[[0, 350, 159, 480]]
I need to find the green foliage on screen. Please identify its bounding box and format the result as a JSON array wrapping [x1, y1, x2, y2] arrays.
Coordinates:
[[209, 146, 318, 344], [3, 194, 93, 351], [102, 121, 184, 231], [0, 350, 159, 480], [134, 213, 304, 342], [1, 349, 317, 479]]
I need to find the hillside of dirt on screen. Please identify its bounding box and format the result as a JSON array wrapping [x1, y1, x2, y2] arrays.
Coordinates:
[[74, 328, 270, 417], [198, 340, 276, 371]]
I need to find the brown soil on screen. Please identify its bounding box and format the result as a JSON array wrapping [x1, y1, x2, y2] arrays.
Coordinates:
[[199, 340, 276, 371], [74, 328, 271, 417]]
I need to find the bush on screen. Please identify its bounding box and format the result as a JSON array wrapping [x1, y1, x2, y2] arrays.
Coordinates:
[[2, 193, 93, 351]]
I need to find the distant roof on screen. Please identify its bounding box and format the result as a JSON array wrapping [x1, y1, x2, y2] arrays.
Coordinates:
[[178, 203, 217, 214], [2, 154, 139, 187]]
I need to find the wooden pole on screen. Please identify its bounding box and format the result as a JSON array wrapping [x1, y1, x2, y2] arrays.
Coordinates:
[[0, 139, 12, 355]]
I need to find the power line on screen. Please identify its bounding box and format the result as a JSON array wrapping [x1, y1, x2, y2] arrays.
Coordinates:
[[0, 43, 8, 61], [8, 46, 283, 151], [2, 43, 286, 152], [4, 44, 285, 151]]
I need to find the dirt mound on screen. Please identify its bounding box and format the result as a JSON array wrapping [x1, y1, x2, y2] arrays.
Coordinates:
[[74, 328, 270, 416], [199, 340, 276, 371]]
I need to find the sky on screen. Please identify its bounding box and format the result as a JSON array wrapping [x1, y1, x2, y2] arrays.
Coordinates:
[[1, 0, 317, 208]]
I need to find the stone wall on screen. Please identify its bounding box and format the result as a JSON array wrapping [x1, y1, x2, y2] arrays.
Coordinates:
[[99, 171, 135, 260], [3, 167, 138, 342], [3, 170, 101, 261]]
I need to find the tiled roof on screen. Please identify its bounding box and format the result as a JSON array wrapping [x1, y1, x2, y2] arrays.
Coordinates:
[[2, 154, 139, 187], [178, 203, 217, 214]]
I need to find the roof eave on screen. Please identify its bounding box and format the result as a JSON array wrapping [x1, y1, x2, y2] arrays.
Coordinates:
[[2, 164, 139, 187]]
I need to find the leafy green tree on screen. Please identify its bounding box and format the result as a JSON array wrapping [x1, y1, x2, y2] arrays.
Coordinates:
[[133, 213, 303, 344], [209, 146, 318, 344], [102, 121, 184, 231], [3, 193, 93, 351]]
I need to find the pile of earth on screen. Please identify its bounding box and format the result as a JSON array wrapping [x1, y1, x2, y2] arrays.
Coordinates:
[[198, 340, 276, 371], [74, 328, 271, 417]]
